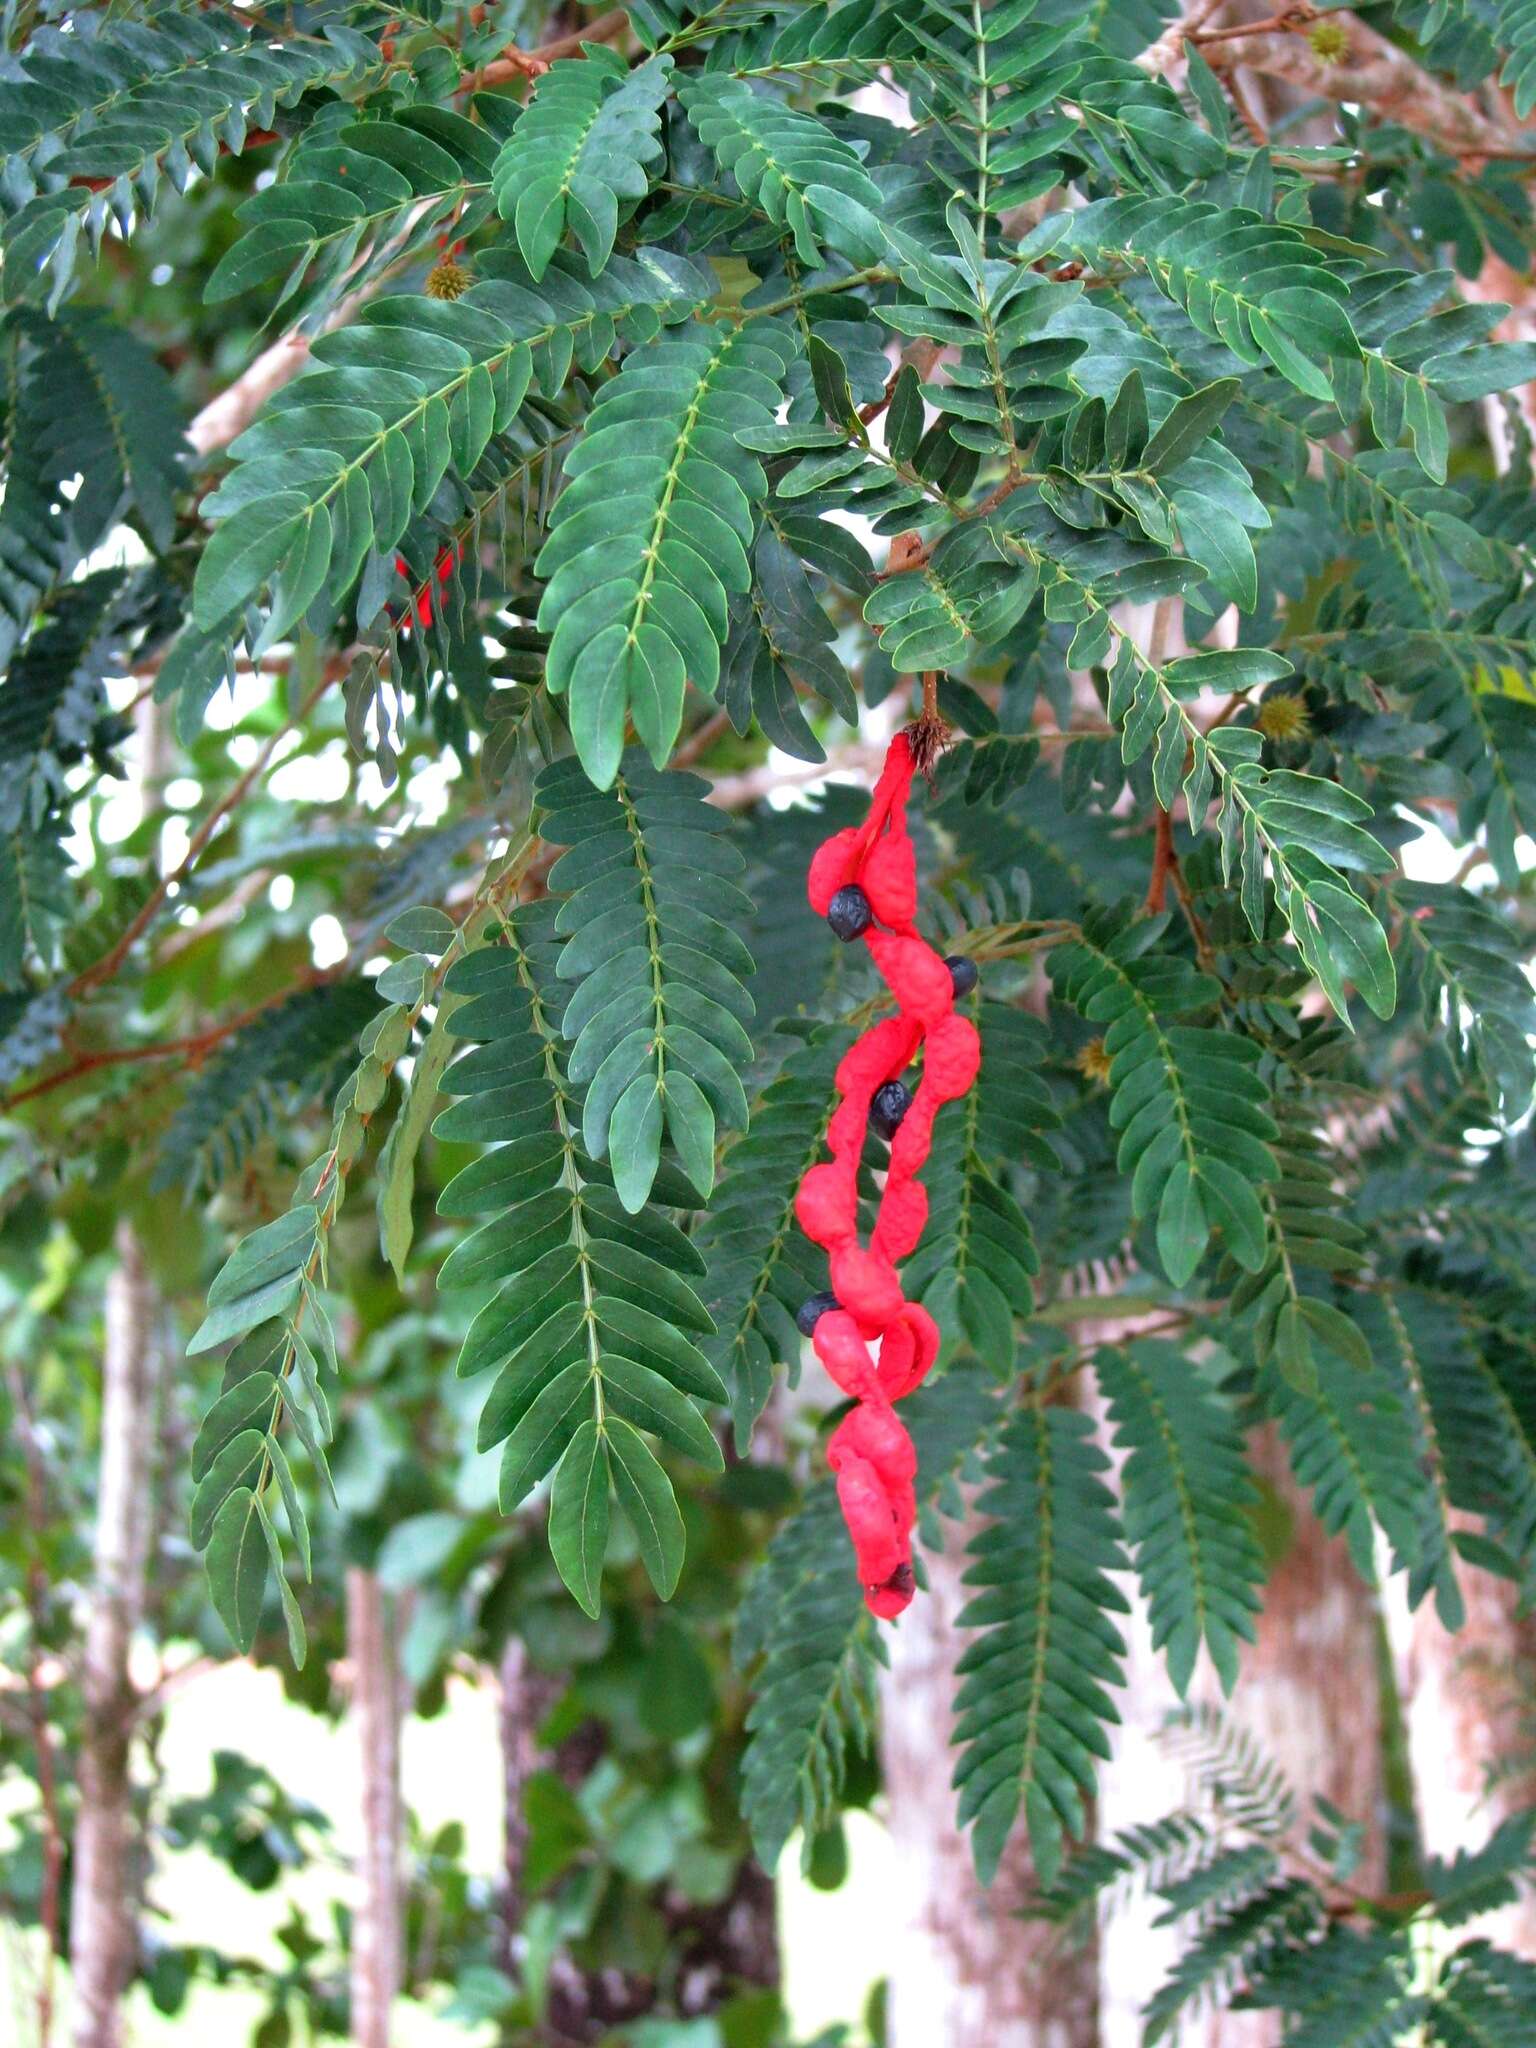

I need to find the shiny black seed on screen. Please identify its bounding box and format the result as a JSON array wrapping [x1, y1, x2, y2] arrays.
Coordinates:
[[827, 884, 873, 942], [870, 1079, 913, 1141], [796, 1291, 840, 1337], [946, 953, 979, 997]]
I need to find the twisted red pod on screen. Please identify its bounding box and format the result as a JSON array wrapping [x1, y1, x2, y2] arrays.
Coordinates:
[[796, 732, 981, 1618]]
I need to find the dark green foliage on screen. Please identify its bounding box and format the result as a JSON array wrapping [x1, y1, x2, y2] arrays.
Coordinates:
[[677, 75, 884, 268], [721, 528, 858, 764], [207, 100, 510, 321], [735, 1480, 878, 1871], [0, 308, 185, 663], [1048, 1718, 1536, 2046], [904, 1000, 1057, 1369], [11, 8, 1536, 2027], [492, 50, 672, 281], [1392, 879, 1536, 1116], [190, 248, 709, 659], [535, 316, 797, 782]]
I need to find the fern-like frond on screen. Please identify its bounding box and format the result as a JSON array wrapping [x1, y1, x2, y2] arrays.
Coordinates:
[[0, 11, 378, 307], [206, 101, 511, 325], [191, 248, 709, 665], [0, 307, 185, 656], [493, 49, 672, 281], [535, 753, 757, 1212], [905, 999, 1056, 1368], [676, 75, 885, 269], [535, 315, 796, 783], [736, 1481, 880, 1870], [1050, 910, 1277, 1285], [1296, 608, 1536, 891], [1160, 1701, 1297, 1837], [435, 899, 725, 1613], [737, 1361, 999, 1866], [692, 1024, 848, 1447], [1143, 1880, 1324, 2041], [1391, 879, 1536, 1121], [1432, 1938, 1536, 2046], [1097, 1340, 1263, 1694], [952, 1401, 1130, 1886], [1243, 1925, 1421, 2048], [722, 525, 858, 764]]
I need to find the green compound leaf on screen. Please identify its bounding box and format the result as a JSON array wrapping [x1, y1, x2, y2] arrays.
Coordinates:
[[536, 753, 756, 1212], [492, 49, 672, 281], [535, 317, 797, 786]]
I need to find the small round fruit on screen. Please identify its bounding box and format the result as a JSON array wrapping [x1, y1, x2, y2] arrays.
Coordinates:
[[796, 1291, 840, 1337], [870, 1080, 913, 1140], [945, 954, 979, 997], [827, 884, 873, 942]]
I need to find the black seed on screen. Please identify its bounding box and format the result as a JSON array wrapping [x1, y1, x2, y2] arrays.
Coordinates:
[[946, 953, 979, 997], [827, 884, 873, 942], [870, 1079, 913, 1141], [796, 1291, 840, 1337]]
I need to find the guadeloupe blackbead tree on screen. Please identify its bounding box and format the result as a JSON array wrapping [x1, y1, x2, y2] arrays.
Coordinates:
[[5, 0, 1536, 2035]]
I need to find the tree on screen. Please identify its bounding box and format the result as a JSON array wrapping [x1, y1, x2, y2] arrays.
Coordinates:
[[4, 0, 1536, 2041]]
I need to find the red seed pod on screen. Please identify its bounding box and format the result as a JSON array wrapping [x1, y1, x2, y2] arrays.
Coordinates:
[[796, 731, 984, 1618], [390, 542, 464, 630]]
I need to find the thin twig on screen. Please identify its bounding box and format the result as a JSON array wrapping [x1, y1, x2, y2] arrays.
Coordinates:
[[1, 972, 340, 1115], [461, 7, 630, 90], [1145, 804, 1177, 915], [69, 667, 340, 1002]]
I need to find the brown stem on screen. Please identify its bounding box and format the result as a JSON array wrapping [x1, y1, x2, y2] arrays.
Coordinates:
[[875, 469, 1028, 581], [1190, 4, 1316, 45], [1145, 805, 1215, 967], [909, 671, 951, 784], [462, 7, 630, 90], [2, 969, 340, 1116], [70, 1226, 161, 2048], [1144, 805, 1176, 915], [1202, 10, 1528, 161]]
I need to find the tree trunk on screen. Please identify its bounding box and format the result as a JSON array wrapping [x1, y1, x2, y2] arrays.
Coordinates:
[[70, 1224, 159, 2048], [1196, 1426, 1386, 2048], [879, 1510, 1100, 2048], [1223, 1427, 1387, 1863], [498, 1637, 563, 1980], [347, 1568, 407, 2048], [1394, 1533, 1536, 1958]]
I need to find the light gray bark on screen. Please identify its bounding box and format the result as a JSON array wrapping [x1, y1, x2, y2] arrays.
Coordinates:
[[1393, 1530, 1536, 1958], [70, 1224, 159, 2048], [347, 1568, 407, 2048], [879, 1506, 1100, 2048], [1197, 1428, 1385, 2048]]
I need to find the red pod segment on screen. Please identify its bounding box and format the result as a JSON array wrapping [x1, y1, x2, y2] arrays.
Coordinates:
[[797, 732, 981, 1617]]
